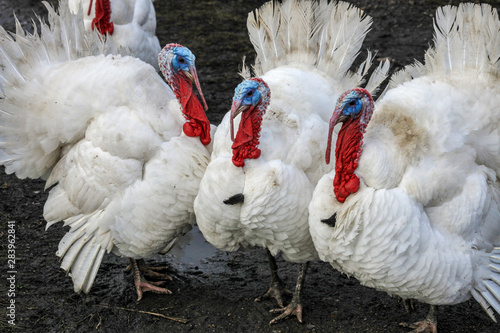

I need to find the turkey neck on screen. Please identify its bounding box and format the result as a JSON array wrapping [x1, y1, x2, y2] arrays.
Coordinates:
[[231, 105, 264, 167], [334, 117, 366, 203], [173, 75, 211, 146]]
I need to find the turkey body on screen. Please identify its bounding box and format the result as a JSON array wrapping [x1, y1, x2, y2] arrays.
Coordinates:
[[41, 55, 208, 260], [194, 0, 389, 324], [0, 2, 213, 296], [195, 66, 335, 263], [68, 0, 161, 69], [309, 3, 500, 326], [312, 72, 500, 304]]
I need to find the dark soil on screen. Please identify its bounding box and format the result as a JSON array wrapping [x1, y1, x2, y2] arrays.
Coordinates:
[[1, 1, 500, 332]]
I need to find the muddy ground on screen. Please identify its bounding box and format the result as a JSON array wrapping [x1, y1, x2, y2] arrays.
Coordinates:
[[1, 0, 500, 332]]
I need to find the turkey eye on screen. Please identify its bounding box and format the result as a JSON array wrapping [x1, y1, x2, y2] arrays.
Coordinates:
[[178, 57, 185, 63], [246, 90, 253, 97], [348, 100, 356, 106]]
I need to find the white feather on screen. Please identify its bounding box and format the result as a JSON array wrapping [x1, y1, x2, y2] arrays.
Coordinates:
[[309, 2, 500, 324], [245, 0, 388, 91], [0, 1, 213, 294]]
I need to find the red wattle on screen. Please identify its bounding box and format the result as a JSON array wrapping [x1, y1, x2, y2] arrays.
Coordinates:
[[183, 122, 196, 137], [345, 176, 360, 193], [231, 107, 261, 167], [232, 110, 254, 147], [91, 0, 114, 35], [178, 78, 211, 145], [250, 149, 261, 159], [333, 119, 363, 202]]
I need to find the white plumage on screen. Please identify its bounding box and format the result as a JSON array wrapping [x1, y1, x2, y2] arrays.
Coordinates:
[[309, 3, 500, 331], [194, 0, 389, 324], [68, 0, 161, 70], [0, 1, 214, 299]]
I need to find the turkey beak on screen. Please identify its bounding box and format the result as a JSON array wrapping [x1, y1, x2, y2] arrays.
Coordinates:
[[184, 66, 208, 111], [230, 100, 248, 142], [325, 110, 346, 164]]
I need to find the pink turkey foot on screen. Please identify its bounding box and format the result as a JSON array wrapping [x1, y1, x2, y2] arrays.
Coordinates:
[[128, 258, 173, 301], [255, 249, 292, 307], [269, 262, 309, 325], [269, 296, 303, 325], [400, 304, 438, 333], [125, 258, 173, 281]]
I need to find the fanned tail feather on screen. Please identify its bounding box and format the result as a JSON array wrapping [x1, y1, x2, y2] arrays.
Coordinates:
[[245, 0, 380, 87], [472, 247, 500, 322], [353, 50, 390, 97], [387, 61, 425, 89], [391, 3, 500, 89], [425, 3, 500, 75]]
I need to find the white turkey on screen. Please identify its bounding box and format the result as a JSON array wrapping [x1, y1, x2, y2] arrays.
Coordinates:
[[0, 1, 214, 300], [194, 0, 389, 325], [308, 3, 500, 332], [67, 0, 161, 70]]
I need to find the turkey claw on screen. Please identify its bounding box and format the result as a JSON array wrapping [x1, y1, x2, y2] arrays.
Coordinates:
[[400, 319, 437, 333], [269, 302, 303, 325]]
